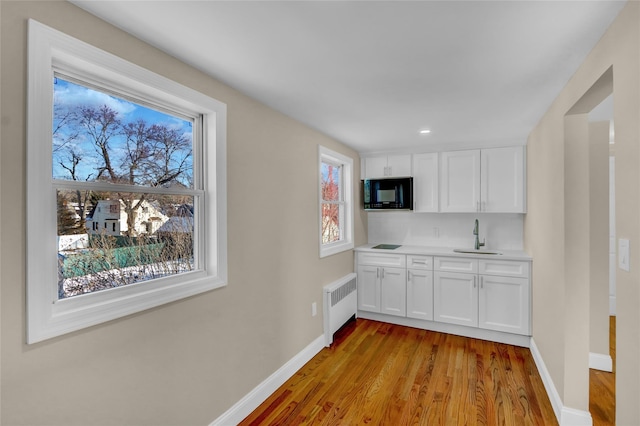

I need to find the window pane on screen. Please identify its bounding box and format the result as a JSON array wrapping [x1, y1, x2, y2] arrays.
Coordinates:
[[57, 189, 195, 299], [53, 77, 194, 189], [321, 162, 341, 202], [322, 202, 341, 244]]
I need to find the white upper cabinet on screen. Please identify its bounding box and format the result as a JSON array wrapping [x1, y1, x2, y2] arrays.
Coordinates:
[[412, 153, 439, 212], [364, 154, 412, 178], [440, 146, 525, 213], [480, 146, 525, 213], [439, 150, 481, 212]]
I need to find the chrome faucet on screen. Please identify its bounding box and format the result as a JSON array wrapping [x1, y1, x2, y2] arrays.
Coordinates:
[[473, 219, 485, 250]]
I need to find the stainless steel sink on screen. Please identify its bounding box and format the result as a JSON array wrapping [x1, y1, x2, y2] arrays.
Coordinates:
[[453, 248, 503, 255]]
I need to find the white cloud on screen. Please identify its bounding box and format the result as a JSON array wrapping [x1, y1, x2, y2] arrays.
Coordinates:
[[54, 80, 136, 117]]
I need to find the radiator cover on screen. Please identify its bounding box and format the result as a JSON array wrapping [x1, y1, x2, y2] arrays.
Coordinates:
[[323, 273, 358, 346]]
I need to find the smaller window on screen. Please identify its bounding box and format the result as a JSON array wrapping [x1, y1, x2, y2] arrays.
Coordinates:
[[319, 146, 354, 258]]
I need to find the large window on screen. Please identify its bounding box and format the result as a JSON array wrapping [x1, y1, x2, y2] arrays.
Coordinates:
[[27, 20, 227, 343], [319, 146, 354, 257]]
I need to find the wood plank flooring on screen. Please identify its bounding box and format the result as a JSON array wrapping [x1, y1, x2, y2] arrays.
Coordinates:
[[240, 319, 557, 425], [589, 316, 616, 426]]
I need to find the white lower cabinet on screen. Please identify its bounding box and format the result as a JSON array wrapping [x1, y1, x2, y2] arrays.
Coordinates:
[[407, 268, 434, 320], [357, 265, 381, 312], [357, 253, 406, 317], [478, 274, 529, 334], [357, 252, 531, 337], [433, 271, 478, 327], [434, 257, 530, 335], [380, 267, 406, 316], [406, 254, 434, 320]]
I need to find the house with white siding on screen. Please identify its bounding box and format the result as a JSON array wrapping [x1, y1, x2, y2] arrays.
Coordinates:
[[85, 199, 168, 237]]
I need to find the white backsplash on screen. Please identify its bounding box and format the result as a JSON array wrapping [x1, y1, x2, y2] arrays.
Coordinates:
[[367, 212, 524, 250]]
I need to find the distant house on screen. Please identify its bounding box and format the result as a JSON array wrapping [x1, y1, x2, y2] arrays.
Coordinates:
[[85, 199, 169, 236], [156, 204, 194, 235]]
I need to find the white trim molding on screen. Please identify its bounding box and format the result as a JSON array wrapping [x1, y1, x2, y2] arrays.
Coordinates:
[[27, 20, 228, 343], [318, 145, 354, 258], [530, 338, 593, 426], [560, 407, 593, 426], [210, 335, 325, 426], [589, 352, 613, 372]]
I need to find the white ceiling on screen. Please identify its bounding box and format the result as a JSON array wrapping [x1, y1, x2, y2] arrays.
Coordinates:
[[71, 0, 626, 154]]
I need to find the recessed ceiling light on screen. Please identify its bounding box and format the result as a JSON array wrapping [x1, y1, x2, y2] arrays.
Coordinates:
[[419, 129, 431, 134]]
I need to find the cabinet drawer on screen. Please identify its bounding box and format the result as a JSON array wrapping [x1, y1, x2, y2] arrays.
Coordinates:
[[435, 257, 478, 273], [479, 259, 530, 278], [407, 255, 433, 270], [358, 252, 406, 268]]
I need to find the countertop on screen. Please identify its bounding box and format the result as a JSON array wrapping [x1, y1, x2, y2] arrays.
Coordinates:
[[355, 244, 532, 261]]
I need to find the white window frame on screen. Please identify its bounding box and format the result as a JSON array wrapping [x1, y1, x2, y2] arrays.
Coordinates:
[[318, 145, 354, 258], [27, 20, 227, 343]]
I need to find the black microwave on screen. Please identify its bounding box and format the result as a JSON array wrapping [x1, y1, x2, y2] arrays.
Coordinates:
[[362, 177, 413, 210]]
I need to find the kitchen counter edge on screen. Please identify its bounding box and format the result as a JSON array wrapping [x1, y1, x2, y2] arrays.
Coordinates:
[[354, 244, 532, 262]]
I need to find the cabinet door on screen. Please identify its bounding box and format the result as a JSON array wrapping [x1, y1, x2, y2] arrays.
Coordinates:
[[387, 154, 412, 177], [412, 153, 439, 212], [478, 275, 530, 335], [433, 271, 478, 327], [440, 150, 481, 212], [357, 265, 381, 313], [364, 156, 389, 179], [480, 146, 525, 212], [407, 268, 433, 320], [380, 267, 406, 317]]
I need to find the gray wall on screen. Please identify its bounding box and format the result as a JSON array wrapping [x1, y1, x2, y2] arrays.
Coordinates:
[[0, 1, 367, 424], [525, 2, 639, 422]]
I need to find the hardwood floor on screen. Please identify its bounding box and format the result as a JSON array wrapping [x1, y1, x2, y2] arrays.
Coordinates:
[[240, 319, 557, 425], [589, 316, 616, 426]]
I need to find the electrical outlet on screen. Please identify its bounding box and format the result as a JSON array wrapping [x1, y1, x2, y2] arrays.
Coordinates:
[[312, 302, 317, 317]]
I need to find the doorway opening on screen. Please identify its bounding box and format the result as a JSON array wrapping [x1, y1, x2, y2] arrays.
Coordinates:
[[564, 66, 615, 425]]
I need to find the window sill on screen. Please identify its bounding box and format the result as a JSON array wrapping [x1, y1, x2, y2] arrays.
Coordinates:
[[320, 240, 354, 258]]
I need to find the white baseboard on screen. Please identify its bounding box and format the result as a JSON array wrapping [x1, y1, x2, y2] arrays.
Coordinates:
[[358, 311, 531, 347], [560, 406, 593, 426], [210, 335, 326, 426], [589, 352, 613, 372], [609, 296, 616, 316], [529, 338, 564, 422], [529, 338, 593, 426]]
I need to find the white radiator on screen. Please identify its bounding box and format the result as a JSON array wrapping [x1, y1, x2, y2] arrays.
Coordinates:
[[323, 272, 358, 347]]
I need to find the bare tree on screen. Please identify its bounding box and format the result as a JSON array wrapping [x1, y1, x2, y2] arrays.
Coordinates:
[[54, 100, 196, 296], [57, 150, 92, 229], [321, 164, 341, 243], [52, 102, 79, 154], [77, 104, 121, 182], [148, 124, 192, 187], [57, 104, 193, 236]]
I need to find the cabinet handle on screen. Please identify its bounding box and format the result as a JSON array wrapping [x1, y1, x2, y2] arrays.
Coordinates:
[[480, 276, 484, 289], [473, 276, 476, 288], [407, 270, 411, 282], [381, 268, 385, 279], [476, 201, 480, 212], [482, 201, 486, 211]]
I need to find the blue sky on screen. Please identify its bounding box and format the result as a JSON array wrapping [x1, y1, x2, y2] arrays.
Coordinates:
[[53, 77, 193, 185]]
